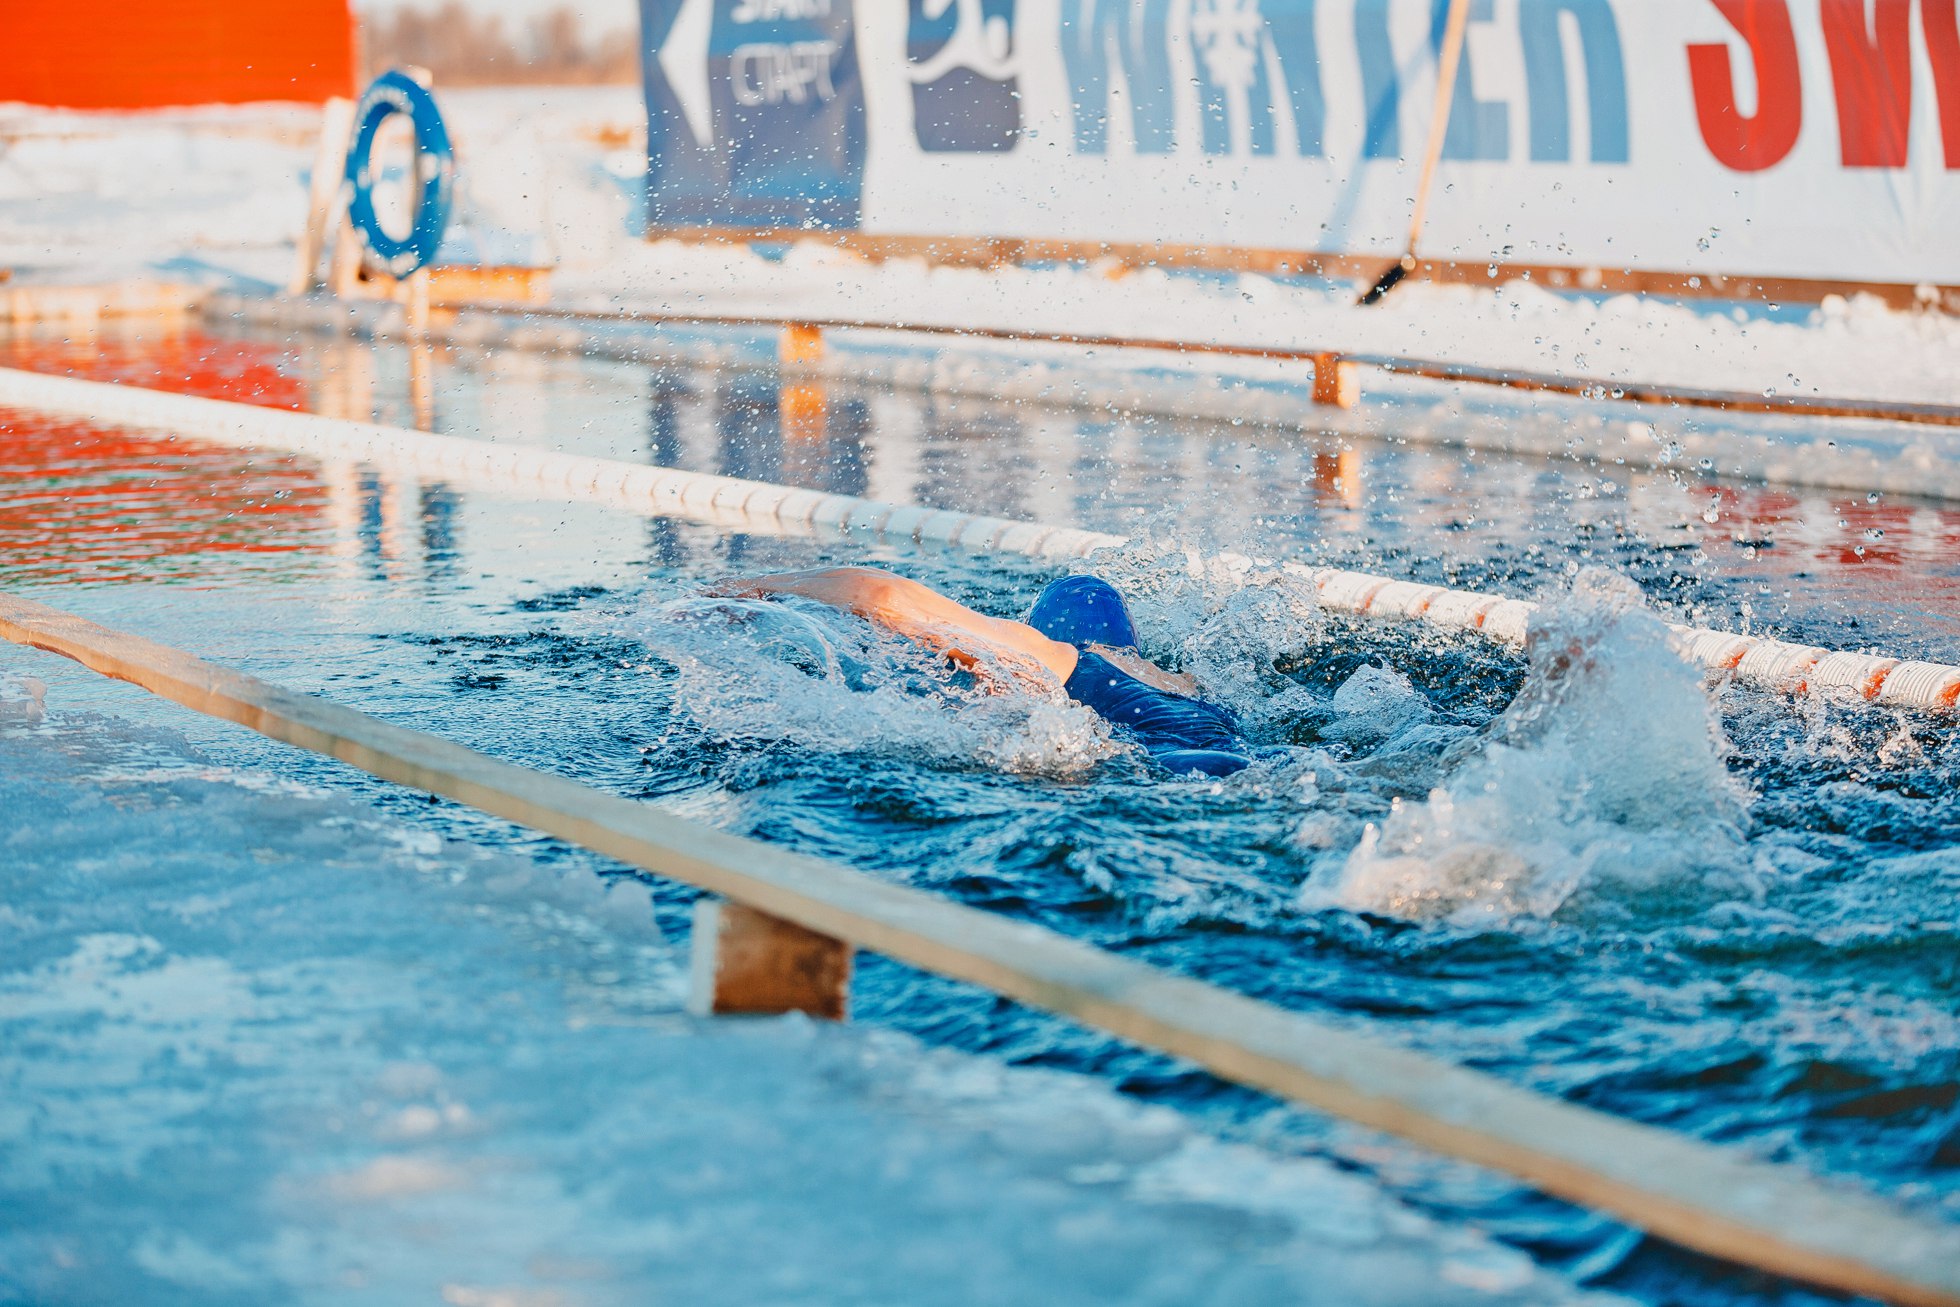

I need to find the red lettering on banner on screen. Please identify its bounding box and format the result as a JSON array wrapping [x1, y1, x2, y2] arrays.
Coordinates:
[[1821, 0, 1914, 166], [1928, 0, 1960, 167], [1688, 0, 1804, 171]]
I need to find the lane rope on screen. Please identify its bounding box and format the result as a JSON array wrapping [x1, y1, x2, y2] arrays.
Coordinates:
[[0, 365, 1953, 714]]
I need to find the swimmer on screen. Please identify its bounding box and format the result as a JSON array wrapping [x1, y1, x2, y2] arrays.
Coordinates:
[[709, 567, 1258, 777]]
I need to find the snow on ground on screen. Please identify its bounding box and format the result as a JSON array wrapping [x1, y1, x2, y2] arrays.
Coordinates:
[[0, 103, 320, 289], [4, 87, 1959, 409], [0, 671, 1614, 1306]]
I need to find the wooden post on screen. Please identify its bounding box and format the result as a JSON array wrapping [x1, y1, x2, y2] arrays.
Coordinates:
[[778, 325, 828, 442], [688, 899, 852, 1020], [407, 341, 436, 432], [780, 322, 825, 367], [401, 269, 436, 430], [403, 267, 431, 336], [329, 218, 363, 300], [1313, 447, 1363, 507], [291, 97, 356, 296], [1312, 353, 1359, 408]]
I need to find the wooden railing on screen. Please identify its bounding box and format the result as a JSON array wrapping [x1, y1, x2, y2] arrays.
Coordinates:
[[436, 301, 1960, 429]]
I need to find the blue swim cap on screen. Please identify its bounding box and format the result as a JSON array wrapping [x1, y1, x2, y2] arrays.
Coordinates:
[[1027, 575, 1140, 650]]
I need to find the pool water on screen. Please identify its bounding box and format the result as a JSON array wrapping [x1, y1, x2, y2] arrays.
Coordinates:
[[4, 321, 1957, 1306]]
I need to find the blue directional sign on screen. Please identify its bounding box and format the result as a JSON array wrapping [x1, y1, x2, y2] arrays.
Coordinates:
[[640, 0, 866, 229]]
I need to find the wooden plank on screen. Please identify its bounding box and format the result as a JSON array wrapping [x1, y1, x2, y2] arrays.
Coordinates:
[[1346, 353, 1960, 429], [1, 282, 201, 329], [1311, 353, 1359, 409], [1, 589, 1955, 1307], [352, 263, 555, 308]]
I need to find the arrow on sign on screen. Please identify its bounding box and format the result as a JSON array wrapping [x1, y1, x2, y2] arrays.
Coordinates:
[[659, 0, 715, 148]]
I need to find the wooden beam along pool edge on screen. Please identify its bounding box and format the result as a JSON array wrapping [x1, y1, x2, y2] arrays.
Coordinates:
[[0, 365, 1952, 716], [2, 590, 1956, 1307]]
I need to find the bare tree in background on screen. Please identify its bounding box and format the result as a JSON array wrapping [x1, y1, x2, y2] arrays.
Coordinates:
[[361, 3, 639, 86]]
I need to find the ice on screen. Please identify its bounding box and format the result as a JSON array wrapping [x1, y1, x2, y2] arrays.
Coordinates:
[[0, 685, 1621, 1305]]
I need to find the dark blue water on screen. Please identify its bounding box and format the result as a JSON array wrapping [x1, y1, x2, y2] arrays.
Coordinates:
[[5, 322, 1957, 1306]]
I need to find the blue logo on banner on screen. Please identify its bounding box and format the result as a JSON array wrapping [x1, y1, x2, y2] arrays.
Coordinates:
[[908, 0, 1020, 152], [640, 0, 866, 229], [1061, 0, 1323, 157]]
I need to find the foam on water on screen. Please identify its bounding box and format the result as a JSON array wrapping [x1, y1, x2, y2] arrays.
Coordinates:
[[1303, 570, 1753, 926], [602, 588, 1118, 777], [1014, 547, 1772, 930]]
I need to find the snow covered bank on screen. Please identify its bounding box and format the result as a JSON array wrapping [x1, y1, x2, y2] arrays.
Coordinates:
[[5, 88, 1959, 412]]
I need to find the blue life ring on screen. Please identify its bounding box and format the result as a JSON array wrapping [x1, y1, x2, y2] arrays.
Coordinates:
[[344, 70, 454, 278]]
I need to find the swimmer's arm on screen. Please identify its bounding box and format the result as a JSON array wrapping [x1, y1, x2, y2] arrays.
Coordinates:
[[710, 567, 1079, 683]]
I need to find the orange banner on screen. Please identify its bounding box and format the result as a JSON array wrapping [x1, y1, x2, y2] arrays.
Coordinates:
[[0, 0, 355, 109]]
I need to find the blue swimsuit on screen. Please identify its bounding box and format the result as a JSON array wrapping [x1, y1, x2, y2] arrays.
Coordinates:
[[1029, 575, 1256, 778]]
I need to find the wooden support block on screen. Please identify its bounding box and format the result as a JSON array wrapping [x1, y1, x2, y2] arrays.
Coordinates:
[[423, 264, 552, 307], [1312, 353, 1360, 408], [689, 898, 851, 1020], [780, 322, 825, 367]]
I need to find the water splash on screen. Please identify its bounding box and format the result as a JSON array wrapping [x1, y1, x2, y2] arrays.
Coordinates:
[[608, 590, 1116, 777], [1179, 574, 1328, 740], [1302, 569, 1754, 926], [1078, 538, 1275, 654]]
